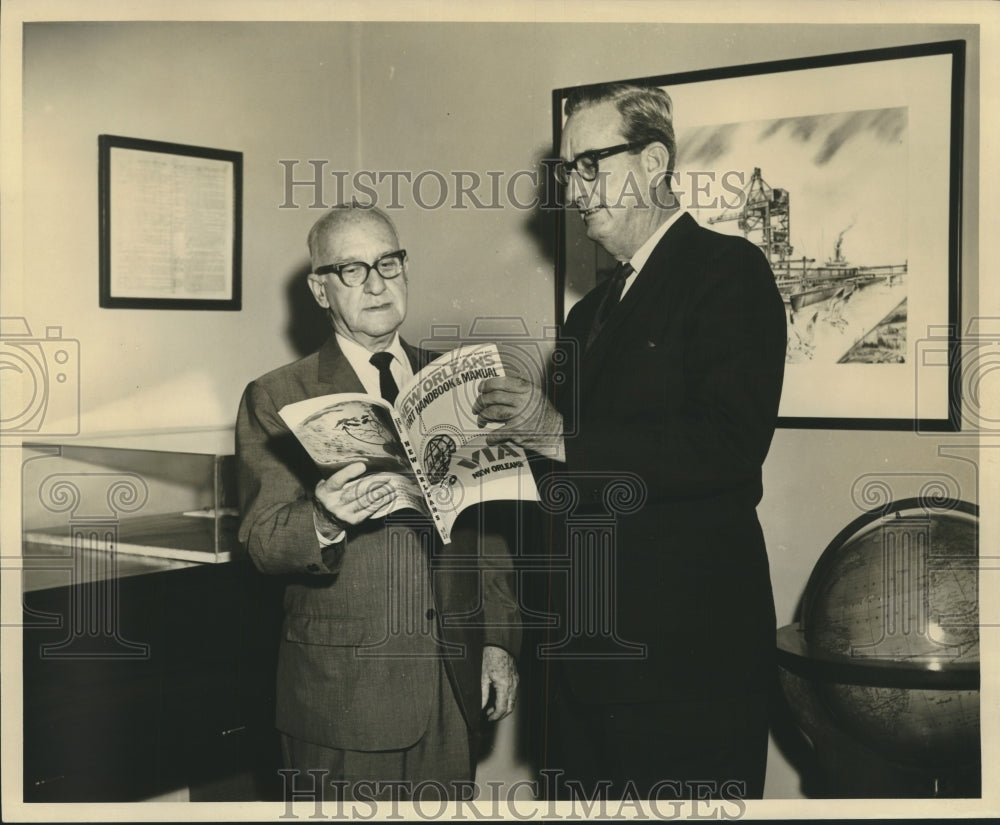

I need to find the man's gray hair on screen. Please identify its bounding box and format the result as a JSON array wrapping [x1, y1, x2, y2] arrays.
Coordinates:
[[565, 83, 676, 177], [307, 203, 400, 264]]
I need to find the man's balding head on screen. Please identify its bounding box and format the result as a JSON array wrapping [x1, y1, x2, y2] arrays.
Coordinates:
[[308, 204, 400, 268]]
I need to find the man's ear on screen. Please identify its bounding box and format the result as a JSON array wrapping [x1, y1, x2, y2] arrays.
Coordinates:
[[643, 141, 671, 176], [307, 272, 331, 309]]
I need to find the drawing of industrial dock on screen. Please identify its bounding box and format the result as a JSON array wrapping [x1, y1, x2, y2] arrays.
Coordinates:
[[707, 168, 908, 364]]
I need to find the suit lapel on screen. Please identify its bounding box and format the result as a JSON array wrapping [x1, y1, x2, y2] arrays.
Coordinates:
[[581, 212, 699, 395], [316, 334, 366, 393], [400, 339, 426, 373]]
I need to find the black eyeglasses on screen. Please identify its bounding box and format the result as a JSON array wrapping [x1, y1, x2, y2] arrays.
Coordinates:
[[554, 141, 648, 186], [314, 249, 407, 287]]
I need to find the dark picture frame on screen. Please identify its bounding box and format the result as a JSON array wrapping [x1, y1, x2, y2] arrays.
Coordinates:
[[98, 135, 242, 310], [553, 41, 965, 431]]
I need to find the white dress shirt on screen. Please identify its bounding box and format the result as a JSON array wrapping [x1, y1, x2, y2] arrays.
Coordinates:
[[335, 332, 414, 397]]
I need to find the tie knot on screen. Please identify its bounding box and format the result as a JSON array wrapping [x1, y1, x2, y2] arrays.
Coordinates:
[[369, 351, 394, 371], [606, 262, 632, 302], [613, 262, 634, 284]]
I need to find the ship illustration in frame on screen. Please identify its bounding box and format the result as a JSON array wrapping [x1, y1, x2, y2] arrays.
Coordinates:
[[705, 167, 908, 365]]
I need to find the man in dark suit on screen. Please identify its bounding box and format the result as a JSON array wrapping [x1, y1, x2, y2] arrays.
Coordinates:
[[474, 83, 786, 800], [237, 205, 520, 801]]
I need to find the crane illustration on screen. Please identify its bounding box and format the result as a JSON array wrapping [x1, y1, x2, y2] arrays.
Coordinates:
[[707, 167, 794, 275]]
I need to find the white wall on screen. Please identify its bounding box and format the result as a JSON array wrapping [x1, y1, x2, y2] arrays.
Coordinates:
[[21, 22, 363, 433], [15, 20, 982, 801]]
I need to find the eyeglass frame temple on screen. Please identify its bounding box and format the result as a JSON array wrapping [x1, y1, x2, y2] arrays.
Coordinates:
[[554, 141, 648, 184]]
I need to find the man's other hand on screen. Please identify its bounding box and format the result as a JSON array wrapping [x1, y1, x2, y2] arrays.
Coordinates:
[[481, 644, 518, 722], [472, 376, 565, 461]]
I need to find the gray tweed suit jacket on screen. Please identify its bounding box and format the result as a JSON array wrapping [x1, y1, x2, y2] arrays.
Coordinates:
[[236, 334, 521, 752]]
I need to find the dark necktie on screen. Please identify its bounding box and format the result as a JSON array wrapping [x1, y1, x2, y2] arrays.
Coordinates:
[[369, 351, 399, 404], [587, 261, 634, 349]]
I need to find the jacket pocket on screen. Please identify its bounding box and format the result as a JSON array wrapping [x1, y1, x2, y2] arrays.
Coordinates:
[[284, 614, 368, 646]]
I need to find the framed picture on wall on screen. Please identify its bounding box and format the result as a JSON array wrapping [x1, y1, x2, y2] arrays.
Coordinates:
[[553, 40, 965, 431], [99, 135, 242, 310]]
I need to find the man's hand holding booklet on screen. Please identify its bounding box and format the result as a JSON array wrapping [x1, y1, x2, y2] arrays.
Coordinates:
[[279, 343, 539, 543]]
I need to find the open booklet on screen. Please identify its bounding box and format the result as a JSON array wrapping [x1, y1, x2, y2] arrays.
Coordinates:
[[278, 343, 539, 543]]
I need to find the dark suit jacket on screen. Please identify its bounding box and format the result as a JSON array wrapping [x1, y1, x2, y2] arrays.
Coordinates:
[[548, 212, 786, 703], [236, 334, 521, 752]]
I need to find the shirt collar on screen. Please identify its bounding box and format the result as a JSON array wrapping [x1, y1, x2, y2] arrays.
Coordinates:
[[628, 207, 688, 275], [335, 332, 411, 379]]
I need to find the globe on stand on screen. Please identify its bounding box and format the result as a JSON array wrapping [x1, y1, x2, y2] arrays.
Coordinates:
[[776, 498, 980, 797]]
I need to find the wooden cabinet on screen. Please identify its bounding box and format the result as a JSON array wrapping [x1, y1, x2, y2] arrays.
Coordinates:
[[22, 549, 283, 802]]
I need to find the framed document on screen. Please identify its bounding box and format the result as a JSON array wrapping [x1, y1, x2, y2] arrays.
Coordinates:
[[553, 41, 965, 431], [99, 135, 242, 310]]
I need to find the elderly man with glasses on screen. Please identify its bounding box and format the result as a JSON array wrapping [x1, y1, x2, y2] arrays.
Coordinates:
[[237, 204, 520, 801], [474, 83, 787, 801]]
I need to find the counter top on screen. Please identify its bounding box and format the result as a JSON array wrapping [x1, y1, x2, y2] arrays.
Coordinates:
[[21, 511, 245, 591], [21, 541, 199, 592]]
